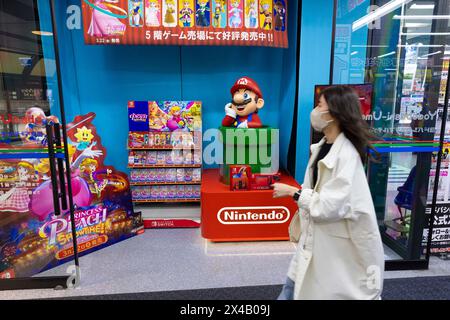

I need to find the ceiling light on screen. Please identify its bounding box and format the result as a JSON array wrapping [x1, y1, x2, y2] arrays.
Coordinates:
[[377, 51, 396, 58], [420, 50, 442, 58], [393, 14, 450, 20], [352, 0, 412, 32], [351, 51, 358, 56], [32, 30, 53, 36], [405, 22, 431, 27], [402, 32, 450, 36], [397, 44, 443, 47], [351, 45, 389, 48], [410, 3, 435, 10]]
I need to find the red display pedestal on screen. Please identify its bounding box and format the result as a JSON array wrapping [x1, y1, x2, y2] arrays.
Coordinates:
[[201, 169, 300, 242]]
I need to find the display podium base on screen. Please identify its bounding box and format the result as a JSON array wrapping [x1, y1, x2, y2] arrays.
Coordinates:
[[201, 169, 300, 242]]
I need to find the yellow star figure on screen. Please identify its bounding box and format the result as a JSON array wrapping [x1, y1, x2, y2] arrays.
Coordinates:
[[74, 126, 94, 143]]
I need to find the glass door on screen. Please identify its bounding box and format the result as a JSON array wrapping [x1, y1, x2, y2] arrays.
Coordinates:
[[0, 0, 79, 289], [331, 0, 450, 269]]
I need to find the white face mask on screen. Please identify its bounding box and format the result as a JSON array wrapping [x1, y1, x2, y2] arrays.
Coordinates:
[[310, 108, 333, 132]]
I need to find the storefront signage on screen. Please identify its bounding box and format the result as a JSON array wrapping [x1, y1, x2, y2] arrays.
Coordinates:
[[217, 206, 290, 224]]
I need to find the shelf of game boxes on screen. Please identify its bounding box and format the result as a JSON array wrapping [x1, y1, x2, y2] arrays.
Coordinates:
[[128, 164, 202, 169], [133, 199, 201, 203], [128, 146, 201, 151], [130, 168, 202, 228], [130, 181, 201, 186], [128, 131, 203, 228], [128, 131, 202, 150]]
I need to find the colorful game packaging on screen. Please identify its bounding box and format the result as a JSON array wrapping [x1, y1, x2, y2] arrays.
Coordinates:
[[176, 185, 185, 198], [196, 0, 211, 27], [259, 0, 272, 30], [145, 0, 162, 27], [156, 168, 165, 182], [228, 0, 243, 28], [166, 151, 174, 164], [179, 0, 195, 27], [173, 150, 184, 164], [147, 151, 157, 164], [156, 151, 166, 165], [193, 185, 201, 198], [184, 168, 193, 181], [150, 186, 159, 199], [273, 0, 286, 31], [245, 0, 258, 28], [212, 0, 227, 28], [193, 168, 201, 182], [185, 185, 193, 198], [129, 132, 146, 148], [230, 165, 251, 191], [166, 168, 177, 182], [183, 151, 193, 164], [250, 173, 281, 190], [128, 151, 135, 166], [163, 0, 178, 27], [176, 168, 184, 182], [129, 0, 145, 27], [193, 151, 202, 164], [160, 185, 169, 198], [229, 165, 280, 191]]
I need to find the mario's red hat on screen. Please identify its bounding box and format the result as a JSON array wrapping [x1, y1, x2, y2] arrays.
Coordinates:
[[230, 77, 263, 99]]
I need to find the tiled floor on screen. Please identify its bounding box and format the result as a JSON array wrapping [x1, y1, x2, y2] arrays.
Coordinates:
[[0, 229, 449, 300]]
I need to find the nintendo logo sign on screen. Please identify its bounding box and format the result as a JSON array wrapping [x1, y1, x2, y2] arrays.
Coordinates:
[[217, 206, 291, 225]]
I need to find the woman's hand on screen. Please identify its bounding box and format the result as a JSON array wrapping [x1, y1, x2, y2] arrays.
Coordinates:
[[272, 183, 298, 198]]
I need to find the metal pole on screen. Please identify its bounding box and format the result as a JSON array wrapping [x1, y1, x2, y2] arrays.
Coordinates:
[[49, 0, 80, 282]]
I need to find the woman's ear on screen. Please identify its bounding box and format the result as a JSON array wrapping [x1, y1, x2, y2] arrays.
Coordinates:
[[256, 98, 265, 110]]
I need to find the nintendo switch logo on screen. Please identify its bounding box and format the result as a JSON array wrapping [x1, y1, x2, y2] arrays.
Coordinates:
[[217, 206, 290, 225]]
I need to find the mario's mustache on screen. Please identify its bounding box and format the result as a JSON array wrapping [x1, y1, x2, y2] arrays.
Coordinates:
[[231, 97, 254, 106]]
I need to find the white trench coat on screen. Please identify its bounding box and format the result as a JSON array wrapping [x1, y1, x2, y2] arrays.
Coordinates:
[[287, 132, 384, 300]]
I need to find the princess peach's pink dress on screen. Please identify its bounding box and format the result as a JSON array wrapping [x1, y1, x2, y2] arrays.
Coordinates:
[[29, 170, 92, 221], [87, 1, 126, 37], [146, 6, 160, 26], [0, 186, 30, 213]]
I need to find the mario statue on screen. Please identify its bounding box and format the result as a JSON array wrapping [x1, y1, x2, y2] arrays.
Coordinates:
[[222, 76, 264, 128]]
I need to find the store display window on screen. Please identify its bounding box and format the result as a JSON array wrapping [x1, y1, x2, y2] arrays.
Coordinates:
[[332, 0, 450, 269]]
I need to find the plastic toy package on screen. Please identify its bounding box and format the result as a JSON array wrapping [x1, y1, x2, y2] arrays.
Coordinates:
[[230, 165, 280, 191]]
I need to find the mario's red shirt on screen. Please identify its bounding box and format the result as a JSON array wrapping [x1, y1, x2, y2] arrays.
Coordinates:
[[222, 113, 263, 128]]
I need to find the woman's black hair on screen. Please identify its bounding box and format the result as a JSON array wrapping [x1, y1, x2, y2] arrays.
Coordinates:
[[320, 85, 377, 162]]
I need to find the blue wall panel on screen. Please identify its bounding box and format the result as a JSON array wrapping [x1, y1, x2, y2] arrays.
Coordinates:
[[295, 0, 334, 183]]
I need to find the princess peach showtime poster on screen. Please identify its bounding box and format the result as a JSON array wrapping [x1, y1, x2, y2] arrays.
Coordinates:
[[0, 111, 143, 279]]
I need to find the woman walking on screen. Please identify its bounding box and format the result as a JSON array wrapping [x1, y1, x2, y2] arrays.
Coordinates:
[[273, 85, 384, 300]]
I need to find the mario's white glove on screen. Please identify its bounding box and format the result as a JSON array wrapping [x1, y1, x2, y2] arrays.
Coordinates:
[[225, 103, 237, 119], [237, 120, 248, 129]]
